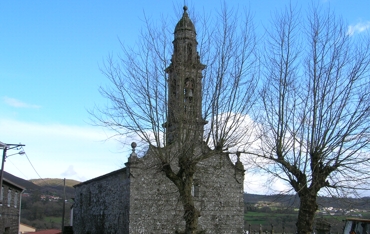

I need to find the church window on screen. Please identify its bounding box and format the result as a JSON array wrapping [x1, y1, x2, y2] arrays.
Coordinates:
[[184, 78, 194, 116], [194, 184, 199, 197], [184, 78, 195, 117], [171, 79, 177, 96], [187, 43, 192, 62], [14, 192, 18, 208], [184, 78, 194, 99], [7, 189, 11, 207], [192, 179, 200, 197]]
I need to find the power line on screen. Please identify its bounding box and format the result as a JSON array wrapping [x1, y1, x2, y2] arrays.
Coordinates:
[[21, 146, 45, 182], [7, 159, 28, 179], [20, 147, 67, 188], [6, 146, 66, 188]]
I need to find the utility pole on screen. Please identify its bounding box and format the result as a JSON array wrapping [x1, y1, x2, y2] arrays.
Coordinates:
[[62, 178, 66, 233], [0, 141, 25, 204], [0, 143, 7, 204]]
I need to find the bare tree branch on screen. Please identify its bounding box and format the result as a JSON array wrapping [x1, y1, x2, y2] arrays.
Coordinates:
[[254, 4, 370, 233]]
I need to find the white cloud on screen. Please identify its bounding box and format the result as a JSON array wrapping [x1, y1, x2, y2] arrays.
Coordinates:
[[61, 165, 77, 177], [347, 21, 370, 36], [3, 96, 41, 109], [61, 165, 89, 182], [0, 118, 130, 182], [244, 171, 292, 195]]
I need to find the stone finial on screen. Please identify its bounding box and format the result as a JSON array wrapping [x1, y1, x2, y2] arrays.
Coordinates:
[[174, 5, 194, 33], [130, 142, 137, 158]]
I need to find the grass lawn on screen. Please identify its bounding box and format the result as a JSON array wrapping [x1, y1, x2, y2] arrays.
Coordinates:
[[44, 216, 62, 223], [245, 211, 298, 228]]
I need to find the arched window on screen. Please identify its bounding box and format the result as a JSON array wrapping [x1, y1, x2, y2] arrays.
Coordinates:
[[171, 79, 177, 97], [14, 192, 18, 208], [187, 43, 192, 62], [7, 189, 11, 207], [184, 78, 194, 100], [184, 78, 194, 115]]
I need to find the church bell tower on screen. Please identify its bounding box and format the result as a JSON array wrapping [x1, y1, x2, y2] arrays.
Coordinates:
[[164, 6, 206, 144]]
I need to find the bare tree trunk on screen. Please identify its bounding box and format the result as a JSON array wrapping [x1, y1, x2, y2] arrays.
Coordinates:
[[181, 187, 200, 234], [179, 158, 200, 234], [296, 190, 318, 233], [161, 154, 201, 234]]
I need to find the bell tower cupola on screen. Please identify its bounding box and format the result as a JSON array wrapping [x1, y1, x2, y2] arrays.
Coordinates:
[[164, 6, 206, 145]]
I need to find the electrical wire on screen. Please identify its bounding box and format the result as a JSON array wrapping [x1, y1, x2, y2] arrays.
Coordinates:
[[20, 146, 45, 182], [7, 159, 29, 179], [20, 146, 69, 188], [6, 146, 67, 188]]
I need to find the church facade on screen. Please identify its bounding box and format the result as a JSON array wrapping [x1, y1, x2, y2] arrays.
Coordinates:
[[73, 7, 244, 234]]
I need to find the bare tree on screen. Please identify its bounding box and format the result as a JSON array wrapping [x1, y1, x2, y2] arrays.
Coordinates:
[[91, 5, 257, 234], [252, 4, 370, 233]]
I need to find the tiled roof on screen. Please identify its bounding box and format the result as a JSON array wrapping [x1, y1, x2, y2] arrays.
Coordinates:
[[30, 229, 61, 234]]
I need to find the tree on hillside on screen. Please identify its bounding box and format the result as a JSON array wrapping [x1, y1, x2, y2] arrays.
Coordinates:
[[91, 5, 258, 234], [251, 4, 370, 233]]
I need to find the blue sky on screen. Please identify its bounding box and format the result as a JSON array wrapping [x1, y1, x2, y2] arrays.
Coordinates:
[[1, 0, 369, 193]]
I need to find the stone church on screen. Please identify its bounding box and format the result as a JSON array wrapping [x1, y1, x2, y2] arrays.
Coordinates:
[[73, 6, 245, 234]]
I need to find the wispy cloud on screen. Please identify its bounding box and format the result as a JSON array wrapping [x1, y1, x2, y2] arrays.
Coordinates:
[[0, 118, 126, 181], [61, 165, 88, 181], [61, 165, 78, 177], [347, 21, 370, 36], [3, 96, 41, 109]]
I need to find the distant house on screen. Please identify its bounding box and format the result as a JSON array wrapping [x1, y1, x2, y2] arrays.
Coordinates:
[[73, 6, 245, 234], [0, 176, 25, 234]]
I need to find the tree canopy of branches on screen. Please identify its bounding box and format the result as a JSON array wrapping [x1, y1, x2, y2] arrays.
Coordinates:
[[91, 2, 370, 233], [254, 4, 370, 233], [91, 5, 257, 234]]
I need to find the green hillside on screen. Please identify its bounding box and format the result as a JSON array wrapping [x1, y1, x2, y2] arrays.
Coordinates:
[[30, 178, 80, 187]]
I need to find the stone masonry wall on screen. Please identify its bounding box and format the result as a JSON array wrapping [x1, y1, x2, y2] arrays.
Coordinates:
[[73, 146, 244, 234], [73, 169, 130, 234], [127, 153, 185, 234], [0, 182, 23, 234], [127, 146, 244, 234], [196, 153, 244, 233]]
